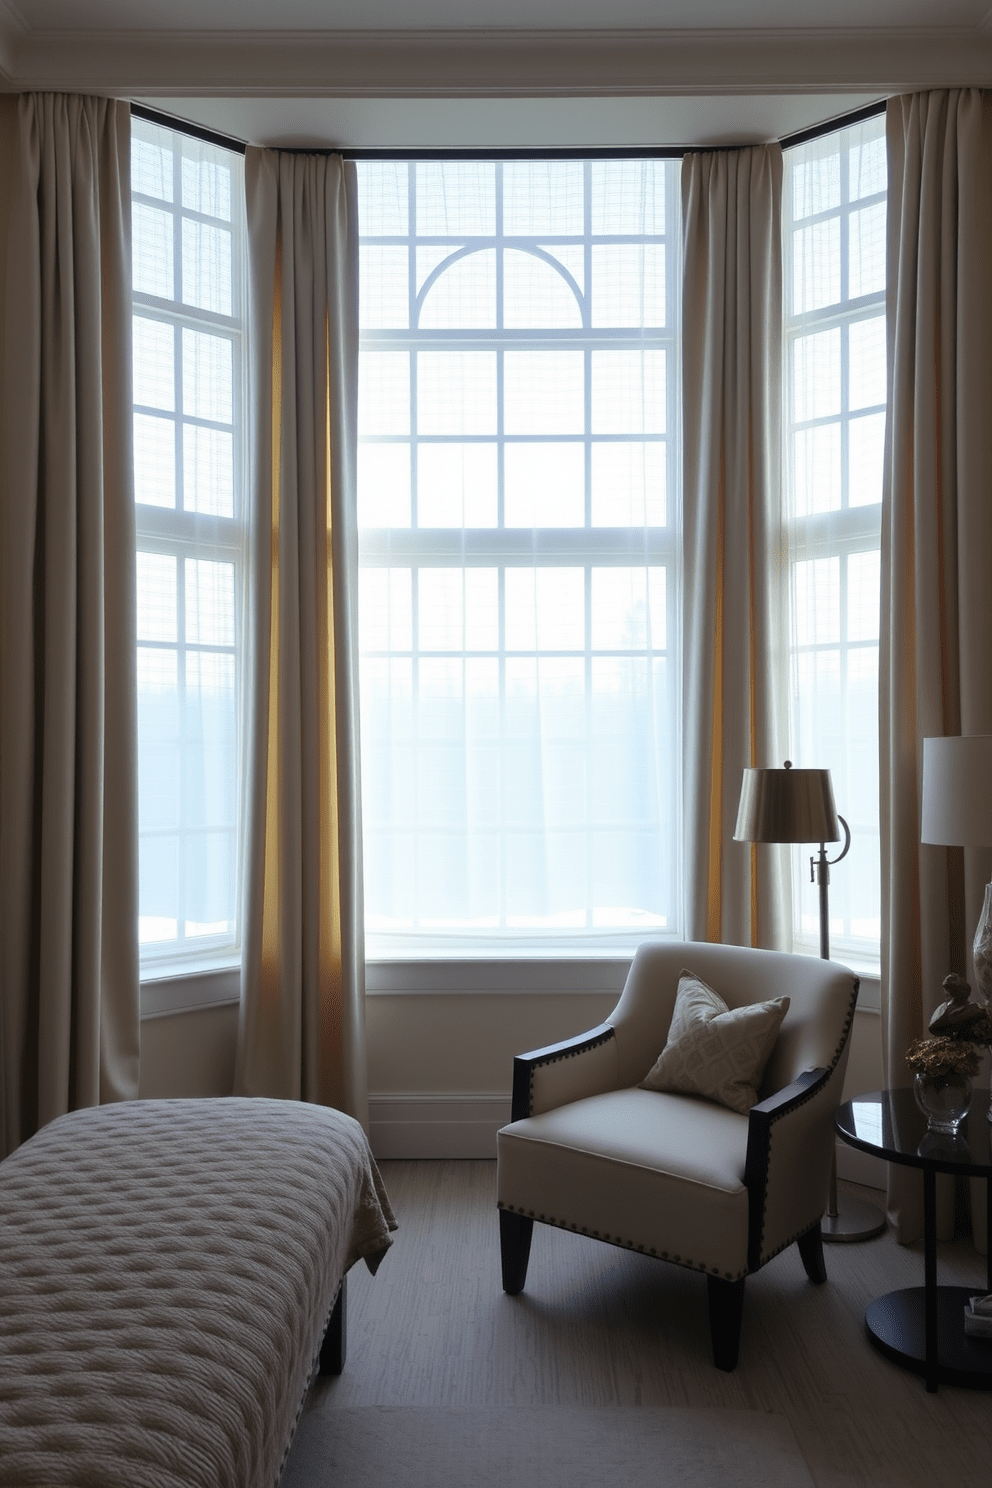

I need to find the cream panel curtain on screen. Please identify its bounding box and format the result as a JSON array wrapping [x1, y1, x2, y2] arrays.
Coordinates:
[[235, 149, 367, 1126], [881, 90, 992, 1246], [0, 94, 139, 1159], [681, 146, 790, 949]]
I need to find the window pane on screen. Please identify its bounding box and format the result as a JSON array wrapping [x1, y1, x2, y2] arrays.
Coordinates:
[[182, 329, 232, 424], [182, 219, 231, 315], [137, 552, 177, 642], [792, 423, 841, 516], [360, 245, 410, 330], [419, 249, 496, 330], [360, 569, 413, 653], [592, 351, 666, 434], [133, 203, 174, 299], [418, 444, 496, 528], [504, 443, 584, 528], [591, 442, 666, 527], [793, 328, 840, 422], [182, 152, 231, 221], [418, 351, 496, 435], [591, 160, 667, 234], [133, 316, 175, 412], [504, 161, 585, 235], [185, 559, 235, 647], [359, 442, 412, 528], [416, 162, 496, 235], [591, 245, 666, 328], [504, 351, 584, 435], [183, 424, 234, 517], [505, 568, 585, 652], [503, 249, 582, 330], [134, 413, 176, 509], [360, 352, 410, 436]]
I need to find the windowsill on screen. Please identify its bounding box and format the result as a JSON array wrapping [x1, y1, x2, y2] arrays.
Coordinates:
[[140, 961, 240, 1019]]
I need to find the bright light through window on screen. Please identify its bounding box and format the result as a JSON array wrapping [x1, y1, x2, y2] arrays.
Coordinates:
[[131, 117, 247, 971], [357, 159, 681, 954], [784, 116, 885, 963]]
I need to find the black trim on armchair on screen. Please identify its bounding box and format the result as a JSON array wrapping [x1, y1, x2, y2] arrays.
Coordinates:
[[510, 1024, 616, 1121], [743, 1066, 830, 1273]]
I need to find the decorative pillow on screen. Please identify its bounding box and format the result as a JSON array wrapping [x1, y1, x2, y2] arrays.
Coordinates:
[[639, 969, 789, 1114]]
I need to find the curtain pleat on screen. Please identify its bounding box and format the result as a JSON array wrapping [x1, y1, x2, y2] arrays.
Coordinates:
[[0, 93, 139, 1159], [681, 145, 790, 949], [881, 90, 992, 1247], [235, 149, 367, 1127]]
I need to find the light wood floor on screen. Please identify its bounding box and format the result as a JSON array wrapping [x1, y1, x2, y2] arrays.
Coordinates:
[[313, 1161, 992, 1488]]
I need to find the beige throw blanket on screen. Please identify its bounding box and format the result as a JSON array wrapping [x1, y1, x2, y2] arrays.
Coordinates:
[[0, 1097, 396, 1488]]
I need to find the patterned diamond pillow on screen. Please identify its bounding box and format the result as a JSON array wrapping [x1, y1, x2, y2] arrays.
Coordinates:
[[639, 969, 790, 1114]]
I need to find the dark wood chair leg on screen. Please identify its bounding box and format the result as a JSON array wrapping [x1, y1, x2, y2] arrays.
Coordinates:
[[318, 1276, 347, 1375], [707, 1274, 745, 1372], [499, 1209, 534, 1295], [797, 1224, 827, 1284]]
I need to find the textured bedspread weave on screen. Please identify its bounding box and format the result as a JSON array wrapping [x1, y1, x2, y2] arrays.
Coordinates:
[[0, 1097, 396, 1488]]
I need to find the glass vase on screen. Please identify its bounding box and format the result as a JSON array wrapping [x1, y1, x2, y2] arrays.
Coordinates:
[[913, 1072, 972, 1134]]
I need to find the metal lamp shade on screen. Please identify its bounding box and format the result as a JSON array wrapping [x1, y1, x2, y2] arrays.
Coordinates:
[[734, 766, 841, 845], [921, 735, 992, 847]]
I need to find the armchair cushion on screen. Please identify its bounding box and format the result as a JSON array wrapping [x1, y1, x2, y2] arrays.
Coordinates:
[[497, 1087, 751, 1280], [639, 970, 789, 1114]]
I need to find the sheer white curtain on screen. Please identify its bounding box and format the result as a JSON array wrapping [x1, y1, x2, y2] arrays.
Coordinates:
[[357, 160, 680, 955], [881, 90, 992, 1247], [0, 94, 139, 1157], [236, 149, 367, 1124], [681, 145, 789, 948]]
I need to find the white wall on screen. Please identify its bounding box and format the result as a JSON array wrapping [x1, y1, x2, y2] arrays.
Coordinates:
[[138, 975, 886, 1186]]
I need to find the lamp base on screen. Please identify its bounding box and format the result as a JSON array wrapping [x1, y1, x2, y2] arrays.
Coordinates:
[[821, 1195, 887, 1244]]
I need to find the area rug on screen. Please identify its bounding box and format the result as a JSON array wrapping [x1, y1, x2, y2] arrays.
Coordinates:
[[280, 1405, 816, 1487]]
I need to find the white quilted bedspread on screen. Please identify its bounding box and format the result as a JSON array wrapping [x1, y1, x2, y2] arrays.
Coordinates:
[[0, 1098, 396, 1488]]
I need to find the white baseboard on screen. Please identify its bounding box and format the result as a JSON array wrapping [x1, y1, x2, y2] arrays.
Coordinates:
[[370, 1093, 511, 1160], [370, 1092, 889, 1191]]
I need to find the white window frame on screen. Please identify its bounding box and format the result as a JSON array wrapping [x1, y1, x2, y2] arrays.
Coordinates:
[[783, 113, 886, 975], [131, 114, 248, 1001], [357, 156, 683, 960]]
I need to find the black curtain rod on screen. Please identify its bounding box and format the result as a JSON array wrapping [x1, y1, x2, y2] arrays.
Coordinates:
[[131, 97, 889, 161]]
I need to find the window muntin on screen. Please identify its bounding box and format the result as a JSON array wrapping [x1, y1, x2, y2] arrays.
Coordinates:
[[131, 118, 247, 972], [357, 159, 681, 954], [784, 116, 885, 964]]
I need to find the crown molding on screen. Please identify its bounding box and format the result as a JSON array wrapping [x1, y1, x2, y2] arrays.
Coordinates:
[[0, 26, 990, 96]]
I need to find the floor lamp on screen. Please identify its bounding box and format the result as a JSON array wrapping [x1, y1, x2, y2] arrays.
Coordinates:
[[734, 761, 886, 1243]]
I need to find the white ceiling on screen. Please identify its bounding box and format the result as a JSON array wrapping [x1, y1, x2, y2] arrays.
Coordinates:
[[142, 93, 885, 151], [2, 0, 990, 148]]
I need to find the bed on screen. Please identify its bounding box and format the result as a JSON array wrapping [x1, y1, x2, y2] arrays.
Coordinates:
[[0, 1096, 396, 1488]]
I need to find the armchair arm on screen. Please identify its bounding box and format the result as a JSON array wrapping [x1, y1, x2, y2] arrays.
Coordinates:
[[744, 1065, 836, 1272], [511, 1024, 619, 1121]]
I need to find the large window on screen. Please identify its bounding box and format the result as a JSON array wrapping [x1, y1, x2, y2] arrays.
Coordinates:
[[357, 159, 681, 954], [783, 115, 886, 964], [131, 117, 248, 975]]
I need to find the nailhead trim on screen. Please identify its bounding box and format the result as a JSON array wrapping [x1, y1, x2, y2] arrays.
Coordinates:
[[528, 1028, 616, 1114], [498, 1202, 747, 1283]]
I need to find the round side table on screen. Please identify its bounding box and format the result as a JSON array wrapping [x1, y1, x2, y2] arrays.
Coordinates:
[[835, 1089, 992, 1393]]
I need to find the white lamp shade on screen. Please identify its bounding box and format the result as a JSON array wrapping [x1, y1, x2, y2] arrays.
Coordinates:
[[921, 735, 992, 847]]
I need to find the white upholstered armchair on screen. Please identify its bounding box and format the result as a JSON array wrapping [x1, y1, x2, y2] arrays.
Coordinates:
[[496, 941, 859, 1371]]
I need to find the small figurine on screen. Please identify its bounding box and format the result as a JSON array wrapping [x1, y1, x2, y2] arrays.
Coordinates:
[[928, 973, 987, 1037]]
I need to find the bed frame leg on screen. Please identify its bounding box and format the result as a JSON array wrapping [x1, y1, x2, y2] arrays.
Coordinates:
[[318, 1276, 347, 1375]]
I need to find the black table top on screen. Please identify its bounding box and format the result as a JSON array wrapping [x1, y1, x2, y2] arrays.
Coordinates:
[[836, 1089, 992, 1177]]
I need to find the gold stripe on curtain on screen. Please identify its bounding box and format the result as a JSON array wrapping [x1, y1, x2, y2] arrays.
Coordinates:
[[237, 150, 367, 1128], [681, 144, 790, 952], [881, 89, 992, 1249]]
